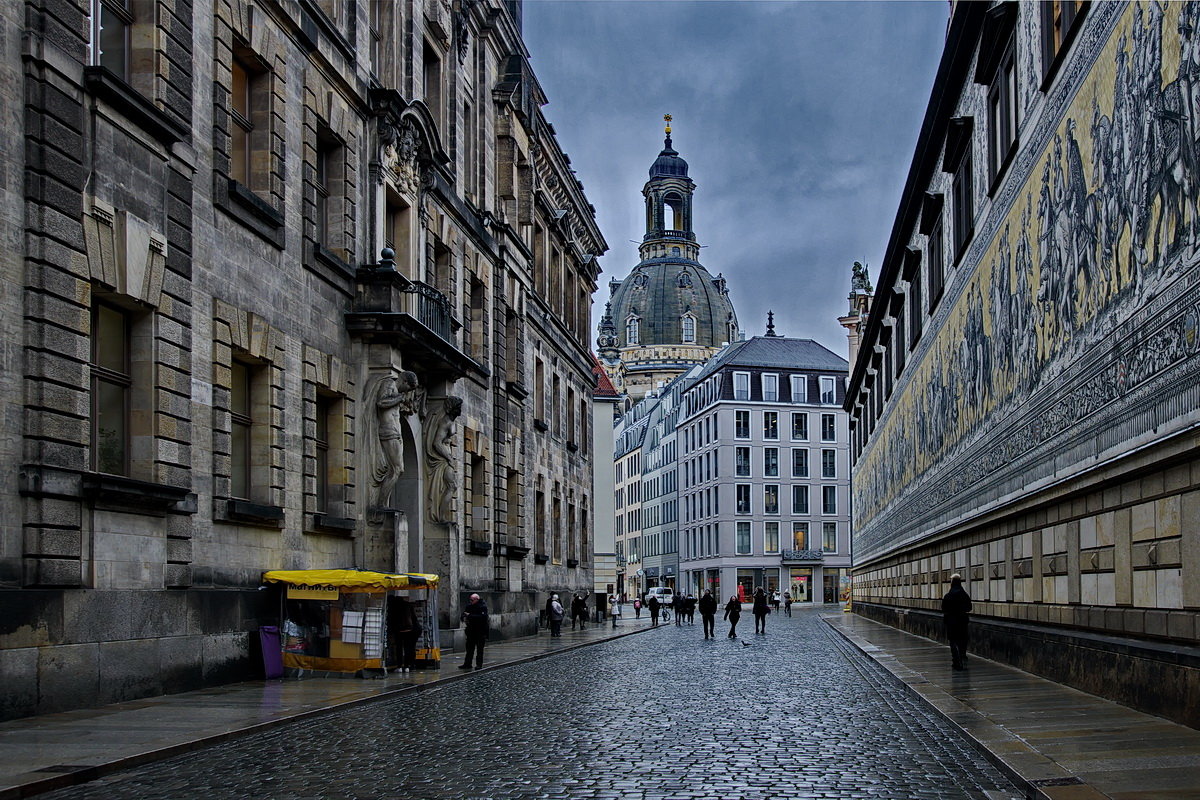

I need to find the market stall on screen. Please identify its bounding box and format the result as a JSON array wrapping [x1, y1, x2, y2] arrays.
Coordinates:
[[261, 569, 440, 675]]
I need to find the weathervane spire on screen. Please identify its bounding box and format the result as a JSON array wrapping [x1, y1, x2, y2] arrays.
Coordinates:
[[664, 113, 673, 148]]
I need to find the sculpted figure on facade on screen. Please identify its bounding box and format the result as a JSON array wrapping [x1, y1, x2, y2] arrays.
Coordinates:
[[382, 119, 422, 196], [424, 396, 463, 524], [365, 370, 425, 512]]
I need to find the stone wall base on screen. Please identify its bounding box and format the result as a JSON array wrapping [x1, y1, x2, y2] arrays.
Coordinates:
[[854, 602, 1200, 730]]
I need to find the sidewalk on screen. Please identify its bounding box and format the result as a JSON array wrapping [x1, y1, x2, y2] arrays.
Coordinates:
[[824, 612, 1200, 800], [0, 614, 658, 799]]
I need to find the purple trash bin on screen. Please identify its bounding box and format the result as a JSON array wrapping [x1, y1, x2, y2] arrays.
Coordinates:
[[259, 626, 284, 679]]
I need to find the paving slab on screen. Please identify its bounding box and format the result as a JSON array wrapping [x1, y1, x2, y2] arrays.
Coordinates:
[[0, 615, 658, 799], [825, 612, 1200, 800]]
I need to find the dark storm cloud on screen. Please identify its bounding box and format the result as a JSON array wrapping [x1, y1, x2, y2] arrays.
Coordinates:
[[523, 0, 947, 353]]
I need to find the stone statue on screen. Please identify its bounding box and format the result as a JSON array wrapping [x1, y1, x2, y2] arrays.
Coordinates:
[[851, 261, 873, 292], [424, 396, 463, 524], [365, 370, 424, 512]]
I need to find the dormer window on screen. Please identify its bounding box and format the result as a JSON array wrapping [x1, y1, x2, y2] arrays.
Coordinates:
[[626, 316, 640, 345], [681, 314, 696, 343]]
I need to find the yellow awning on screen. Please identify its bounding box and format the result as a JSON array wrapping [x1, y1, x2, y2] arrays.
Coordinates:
[[262, 569, 439, 591]]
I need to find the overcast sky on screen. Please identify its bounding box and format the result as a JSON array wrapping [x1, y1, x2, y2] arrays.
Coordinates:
[[522, 0, 949, 356]]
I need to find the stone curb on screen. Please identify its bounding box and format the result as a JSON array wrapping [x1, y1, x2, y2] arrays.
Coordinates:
[[4, 624, 661, 800], [821, 614, 1110, 800]]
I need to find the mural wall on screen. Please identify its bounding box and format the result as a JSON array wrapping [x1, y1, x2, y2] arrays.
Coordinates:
[[855, 2, 1200, 564]]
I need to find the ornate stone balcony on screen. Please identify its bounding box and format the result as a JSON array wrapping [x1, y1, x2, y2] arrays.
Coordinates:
[[346, 249, 483, 379]]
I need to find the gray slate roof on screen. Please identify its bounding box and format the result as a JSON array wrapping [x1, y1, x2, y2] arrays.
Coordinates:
[[692, 336, 848, 381]]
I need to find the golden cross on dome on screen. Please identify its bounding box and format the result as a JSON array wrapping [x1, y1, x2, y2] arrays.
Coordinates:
[[664, 114, 672, 136]]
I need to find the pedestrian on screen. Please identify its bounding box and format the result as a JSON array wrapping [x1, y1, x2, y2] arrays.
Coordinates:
[[571, 593, 588, 630], [698, 590, 717, 639], [783, 591, 793, 617], [647, 594, 660, 627], [685, 594, 697, 625], [942, 574, 972, 671], [771, 589, 781, 612], [723, 595, 741, 639], [387, 596, 421, 673], [633, 597, 642, 618], [673, 593, 684, 626], [549, 593, 565, 637], [459, 593, 488, 670], [752, 587, 770, 634], [610, 594, 621, 628]]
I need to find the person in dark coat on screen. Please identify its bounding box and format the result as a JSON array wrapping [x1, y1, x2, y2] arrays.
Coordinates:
[[570, 593, 588, 630], [942, 574, 972, 671], [698, 590, 717, 639], [647, 595, 660, 627], [459, 593, 489, 670], [752, 587, 770, 634], [672, 594, 685, 627], [685, 594, 697, 625], [723, 595, 742, 639]]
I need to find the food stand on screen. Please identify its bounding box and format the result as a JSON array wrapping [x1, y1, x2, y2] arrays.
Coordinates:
[[261, 569, 440, 675]]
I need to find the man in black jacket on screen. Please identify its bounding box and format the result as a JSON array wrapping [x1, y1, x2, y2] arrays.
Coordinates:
[[460, 593, 489, 670], [942, 574, 972, 671], [647, 595, 660, 627], [697, 590, 717, 639]]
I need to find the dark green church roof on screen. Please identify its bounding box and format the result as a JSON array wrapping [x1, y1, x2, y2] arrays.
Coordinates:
[[607, 256, 738, 349]]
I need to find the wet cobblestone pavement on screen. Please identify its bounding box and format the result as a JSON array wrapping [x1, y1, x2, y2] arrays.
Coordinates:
[[44, 608, 1022, 799]]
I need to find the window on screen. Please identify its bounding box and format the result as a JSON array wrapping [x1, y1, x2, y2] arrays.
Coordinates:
[[822, 449, 836, 479], [792, 522, 809, 550], [762, 373, 779, 402], [908, 251, 923, 345], [733, 372, 750, 401], [792, 449, 809, 478], [894, 306, 907, 375], [790, 374, 807, 403], [820, 376, 836, 405], [792, 485, 809, 515], [764, 447, 778, 478], [791, 413, 808, 441], [735, 446, 751, 477], [988, 42, 1017, 185], [952, 149, 974, 257], [314, 132, 341, 247], [535, 358, 545, 422], [764, 485, 779, 515], [735, 410, 750, 439], [626, 316, 640, 345], [230, 56, 254, 185], [763, 411, 778, 440], [93, 0, 132, 80], [736, 522, 751, 555], [822, 522, 838, 553], [736, 484, 751, 514], [1041, 1, 1086, 80], [91, 302, 131, 475], [928, 217, 944, 312], [229, 359, 253, 499], [423, 41, 443, 127], [681, 315, 696, 343], [764, 522, 780, 554], [822, 485, 838, 515], [821, 414, 836, 442], [314, 394, 333, 513]]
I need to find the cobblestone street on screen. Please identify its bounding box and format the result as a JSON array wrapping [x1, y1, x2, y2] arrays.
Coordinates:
[[44, 608, 1021, 800]]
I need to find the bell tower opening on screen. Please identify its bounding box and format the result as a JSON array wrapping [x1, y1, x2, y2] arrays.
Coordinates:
[[663, 192, 685, 232]]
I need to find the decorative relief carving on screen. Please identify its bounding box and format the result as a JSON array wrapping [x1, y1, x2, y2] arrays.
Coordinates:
[[856, 2, 1200, 562], [382, 119, 422, 196]]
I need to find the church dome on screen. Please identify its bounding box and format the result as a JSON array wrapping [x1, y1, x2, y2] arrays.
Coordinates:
[[607, 257, 738, 349], [650, 138, 689, 179]]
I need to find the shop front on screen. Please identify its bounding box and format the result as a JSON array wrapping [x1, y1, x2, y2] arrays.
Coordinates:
[[262, 569, 440, 676]]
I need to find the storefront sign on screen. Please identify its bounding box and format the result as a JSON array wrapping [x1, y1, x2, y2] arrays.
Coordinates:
[[287, 586, 339, 600]]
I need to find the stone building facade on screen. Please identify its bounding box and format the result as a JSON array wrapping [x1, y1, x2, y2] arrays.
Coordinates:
[[847, 1, 1200, 726], [0, 0, 605, 720]]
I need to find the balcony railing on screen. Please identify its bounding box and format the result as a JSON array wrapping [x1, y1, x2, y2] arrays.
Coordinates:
[[644, 229, 696, 242], [402, 280, 453, 343]]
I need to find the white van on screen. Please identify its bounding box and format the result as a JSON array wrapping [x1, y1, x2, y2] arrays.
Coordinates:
[[644, 587, 674, 606]]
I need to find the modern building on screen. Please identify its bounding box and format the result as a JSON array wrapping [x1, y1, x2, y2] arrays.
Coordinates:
[[591, 355, 622, 611], [677, 327, 851, 604], [630, 370, 687, 595], [846, 1, 1200, 725], [596, 118, 740, 402], [0, 0, 605, 719]]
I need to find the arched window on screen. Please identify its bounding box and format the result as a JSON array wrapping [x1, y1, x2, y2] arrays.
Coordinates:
[[663, 192, 685, 230], [681, 315, 696, 343], [626, 316, 640, 345]]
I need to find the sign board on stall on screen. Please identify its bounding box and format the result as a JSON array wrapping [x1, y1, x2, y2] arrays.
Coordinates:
[[287, 586, 339, 600]]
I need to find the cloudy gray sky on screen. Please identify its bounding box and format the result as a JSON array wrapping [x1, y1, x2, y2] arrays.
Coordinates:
[[522, 0, 948, 355]]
